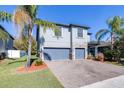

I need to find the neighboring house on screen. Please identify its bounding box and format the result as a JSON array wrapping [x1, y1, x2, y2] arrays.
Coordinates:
[[0, 31, 14, 54], [88, 41, 111, 57], [37, 23, 91, 60]]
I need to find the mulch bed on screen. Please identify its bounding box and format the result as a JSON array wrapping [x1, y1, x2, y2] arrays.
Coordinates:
[[16, 63, 48, 73]]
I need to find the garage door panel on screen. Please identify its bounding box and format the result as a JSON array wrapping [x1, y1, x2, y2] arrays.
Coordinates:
[[75, 48, 85, 59], [44, 48, 70, 60]]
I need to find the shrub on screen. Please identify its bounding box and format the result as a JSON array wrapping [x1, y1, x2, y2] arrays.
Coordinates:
[[103, 49, 113, 61], [95, 52, 104, 62], [103, 48, 119, 61], [0, 53, 6, 60], [33, 59, 43, 66], [87, 53, 94, 60]]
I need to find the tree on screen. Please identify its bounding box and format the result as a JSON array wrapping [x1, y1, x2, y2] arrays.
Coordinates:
[[0, 6, 58, 67], [113, 32, 124, 63], [12, 5, 58, 68], [96, 16, 124, 50], [14, 35, 37, 55]]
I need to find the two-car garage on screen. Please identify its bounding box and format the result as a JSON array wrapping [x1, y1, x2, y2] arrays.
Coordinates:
[[43, 47, 85, 60]]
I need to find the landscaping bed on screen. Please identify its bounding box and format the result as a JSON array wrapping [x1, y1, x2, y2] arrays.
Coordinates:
[[17, 63, 48, 73]]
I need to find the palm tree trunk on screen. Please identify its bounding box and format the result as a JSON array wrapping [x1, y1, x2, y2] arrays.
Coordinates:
[[111, 32, 114, 50], [26, 27, 32, 68], [40, 45, 44, 60]]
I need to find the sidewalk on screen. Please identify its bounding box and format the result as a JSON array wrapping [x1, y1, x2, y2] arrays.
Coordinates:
[[82, 75, 124, 88]]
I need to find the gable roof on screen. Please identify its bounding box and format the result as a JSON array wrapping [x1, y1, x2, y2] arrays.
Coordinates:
[[69, 24, 90, 29], [54, 23, 91, 35], [0, 25, 14, 40], [55, 23, 90, 29]]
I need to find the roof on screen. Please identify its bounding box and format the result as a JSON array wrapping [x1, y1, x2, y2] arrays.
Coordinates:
[[0, 25, 14, 40], [88, 33, 92, 35], [5, 31, 14, 40], [54, 23, 91, 35], [88, 41, 99, 46], [55, 23, 90, 29], [88, 41, 111, 47], [69, 24, 90, 29]]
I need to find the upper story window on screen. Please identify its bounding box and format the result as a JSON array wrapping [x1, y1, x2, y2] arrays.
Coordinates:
[[77, 27, 83, 37], [55, 26, 62, 37]]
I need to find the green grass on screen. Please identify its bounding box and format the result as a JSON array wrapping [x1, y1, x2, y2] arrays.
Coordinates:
[[0, 58, 63, 88], [105, 61, 124, 67]]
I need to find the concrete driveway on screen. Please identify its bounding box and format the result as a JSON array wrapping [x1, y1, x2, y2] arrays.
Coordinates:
[[45, 60, 124, 88]]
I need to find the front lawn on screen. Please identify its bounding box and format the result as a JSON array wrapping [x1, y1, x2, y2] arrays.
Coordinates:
[[0, 58, 63, 88], [105, 61, 124, 67]]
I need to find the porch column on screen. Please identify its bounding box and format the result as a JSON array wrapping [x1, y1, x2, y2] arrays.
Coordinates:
[[95, 46, 98, 57], [73, 47, 75, 60], [69, 24, 74, 60], [85, 48, 88, 59]]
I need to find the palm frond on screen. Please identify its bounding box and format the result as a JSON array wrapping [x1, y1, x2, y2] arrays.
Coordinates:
[[96, 29, 111, 42], [107, 17, 113, 28], [35, 19, 58, 33], [0, 11, 12, 22], [13, 8, 32, 38], [17, 5, 38, 20], [107, 16, 124, 32], [13, 9, 32, 26], [117, 28, 124, 35]]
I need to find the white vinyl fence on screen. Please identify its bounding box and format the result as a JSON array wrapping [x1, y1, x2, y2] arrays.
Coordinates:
[[7, 50, 27, 58]]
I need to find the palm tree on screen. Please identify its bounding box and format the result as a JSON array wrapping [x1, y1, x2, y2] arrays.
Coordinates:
[[96, 16, 124, 50], [0, 6, 58, 67], [12, 5, 58, 67]]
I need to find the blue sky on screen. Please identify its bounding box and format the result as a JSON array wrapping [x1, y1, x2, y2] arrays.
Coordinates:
[[1, 5, 124, 40]]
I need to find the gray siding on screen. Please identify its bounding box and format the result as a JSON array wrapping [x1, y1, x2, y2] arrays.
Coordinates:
[[0, 40, 4, 51], [6, 38, 13, 49], [0, 38, 13, 52]]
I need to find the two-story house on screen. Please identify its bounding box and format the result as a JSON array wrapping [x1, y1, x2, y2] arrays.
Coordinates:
[[37, 23, 91, 61]]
